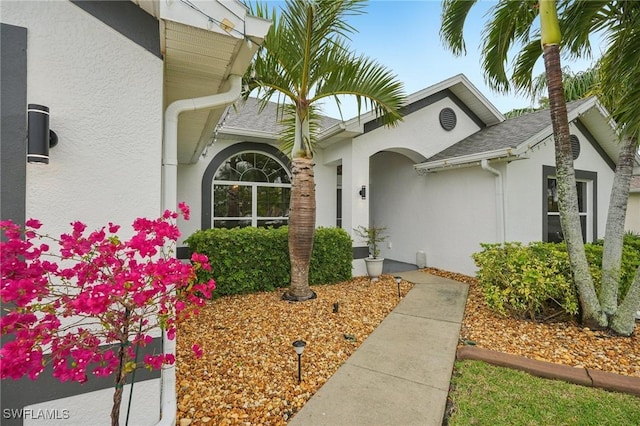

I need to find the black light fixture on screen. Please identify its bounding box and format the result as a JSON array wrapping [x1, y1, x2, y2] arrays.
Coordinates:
[[359, 185, 366, 200], [292, 340, 306, 384], [27, 104, 58, 164], [394, 276, 402, 298]]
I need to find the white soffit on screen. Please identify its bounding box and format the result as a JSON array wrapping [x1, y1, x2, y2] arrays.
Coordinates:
[[132, 0, 270, 164]]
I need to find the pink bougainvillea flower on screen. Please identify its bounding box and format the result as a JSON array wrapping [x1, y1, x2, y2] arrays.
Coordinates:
[[0, 203, 213, 388], [178, 201, 190, 220], [192, 344, 204, 358]]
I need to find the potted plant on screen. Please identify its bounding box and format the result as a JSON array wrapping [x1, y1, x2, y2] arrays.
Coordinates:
[[354, 225, 388, 279]]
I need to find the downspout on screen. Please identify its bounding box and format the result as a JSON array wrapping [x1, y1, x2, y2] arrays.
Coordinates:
[[157, 73, 242, 426], [480, 159, 506, 243]]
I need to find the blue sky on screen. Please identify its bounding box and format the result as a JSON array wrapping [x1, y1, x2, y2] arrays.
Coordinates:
[[263, 0, 601, 119]]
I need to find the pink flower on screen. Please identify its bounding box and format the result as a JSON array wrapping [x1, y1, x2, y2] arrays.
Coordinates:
[[192, 344, 203, 358], [25, 219, 42, 229], [0, 211, 214, 384], [178, 202, 190, 220]]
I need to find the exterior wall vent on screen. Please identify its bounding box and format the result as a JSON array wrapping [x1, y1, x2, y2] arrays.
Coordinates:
[[570, 134, 581, 160], [439, 107, 457, 131]]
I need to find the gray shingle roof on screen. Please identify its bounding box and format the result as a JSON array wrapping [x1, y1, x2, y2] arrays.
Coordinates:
[[427, 97, 594, 162], [221, 97, 341, 134]]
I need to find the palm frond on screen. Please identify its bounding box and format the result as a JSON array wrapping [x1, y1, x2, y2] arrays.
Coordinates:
[[312, 43, 405, 126], [440, 0, 478, 56], [559, 0, 611, 60], [598, 1, 640, 137], [243, 0, 406, 150], [512, 39, 543, 94], [480, 0, 538, 93]]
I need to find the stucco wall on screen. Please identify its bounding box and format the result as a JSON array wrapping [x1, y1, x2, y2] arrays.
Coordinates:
[[2, 0, 163, 238], [348, 97, 485, 275], [369, 152, 498, 275], [506, 123, 615, 245], [365, 117, 616, 276], [1, 2, 163, 424]]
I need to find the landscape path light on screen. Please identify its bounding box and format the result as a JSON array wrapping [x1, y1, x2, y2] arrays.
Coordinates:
[[394, 276, 402, 298], [292, 340, 306, 384]]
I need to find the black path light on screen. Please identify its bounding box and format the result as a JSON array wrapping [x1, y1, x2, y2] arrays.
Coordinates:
[[394, 276, 402, 298], [292, 340, 306, 384]]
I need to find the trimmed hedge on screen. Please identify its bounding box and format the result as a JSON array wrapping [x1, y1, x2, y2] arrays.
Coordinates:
[[184, 226, 352, 296], [473, 235, 640, 321]]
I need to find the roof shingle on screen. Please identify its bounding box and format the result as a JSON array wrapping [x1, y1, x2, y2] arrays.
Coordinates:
[[427, 97, 593, 162]]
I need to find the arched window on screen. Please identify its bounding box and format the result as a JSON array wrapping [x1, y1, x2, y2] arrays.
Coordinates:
[[212, 151, 291, 229]]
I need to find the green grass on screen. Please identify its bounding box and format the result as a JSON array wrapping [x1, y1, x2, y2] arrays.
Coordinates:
[[447, 360, 640, 426]]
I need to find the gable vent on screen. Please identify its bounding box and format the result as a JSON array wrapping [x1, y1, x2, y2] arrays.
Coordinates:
[[439, 107, 457, 131], [570, 134, 581, 160]]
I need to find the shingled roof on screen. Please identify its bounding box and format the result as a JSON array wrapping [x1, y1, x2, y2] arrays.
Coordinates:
[[221, 97, 341, 135], [427, 97, 594, 162]]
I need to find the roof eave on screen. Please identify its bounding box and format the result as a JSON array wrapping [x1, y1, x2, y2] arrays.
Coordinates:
[[132, 0, 270, 164], [414, 148, 526, 174]]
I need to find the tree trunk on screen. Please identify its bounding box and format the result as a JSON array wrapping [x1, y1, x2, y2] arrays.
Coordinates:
[[110, 342, 128, 426], [542, 43, 607, 329], [600, 134, 639, 315], [610, 265, 640, 336], [283, 156, 317, 301]]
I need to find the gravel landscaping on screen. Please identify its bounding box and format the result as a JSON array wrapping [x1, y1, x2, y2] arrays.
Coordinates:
[[176, 268, 639, 425]]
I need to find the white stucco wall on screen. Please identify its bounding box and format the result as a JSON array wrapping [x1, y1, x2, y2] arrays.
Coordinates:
[[23, 379, 160, 426], [3, 0, 163, 238], [363, 117, 617, 276], [506, 125, 615, 245], [344, 97, 484, 275], [2, 1, 163, 423], [369, 152, 498, 275]]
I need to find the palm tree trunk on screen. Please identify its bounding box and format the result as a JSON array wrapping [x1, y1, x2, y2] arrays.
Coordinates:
[[542, 42, 607, 329], [283, 112, 316, 301], [600, 134, 639, 315], [610, 265, 640, 336], [283, 157, 317, 301]]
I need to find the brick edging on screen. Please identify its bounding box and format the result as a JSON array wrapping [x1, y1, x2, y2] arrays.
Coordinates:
[[456, 346, 640, 397]]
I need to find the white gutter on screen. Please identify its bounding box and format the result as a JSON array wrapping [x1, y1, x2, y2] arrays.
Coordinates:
[[157, 73, 243, 426], [414, 148, 521, 173], [480, 159, 506, 243]]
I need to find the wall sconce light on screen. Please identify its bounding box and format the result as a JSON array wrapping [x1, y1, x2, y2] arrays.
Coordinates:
[[359, 185, 367, 200], [27, 104, 58, 164]]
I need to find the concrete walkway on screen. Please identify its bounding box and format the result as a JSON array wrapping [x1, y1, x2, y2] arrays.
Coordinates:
[[289, 271, 469, 426]]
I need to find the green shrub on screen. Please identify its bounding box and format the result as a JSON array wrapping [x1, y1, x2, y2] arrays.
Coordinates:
[[473, 242, 578, 320], [184, 226, 352, 296], [473, 236, 640, 321], [590, 233, 640, 300]]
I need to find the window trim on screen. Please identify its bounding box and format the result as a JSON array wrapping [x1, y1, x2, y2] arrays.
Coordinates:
[[201, 143, 291, 229], [542, 165, 597, 243]]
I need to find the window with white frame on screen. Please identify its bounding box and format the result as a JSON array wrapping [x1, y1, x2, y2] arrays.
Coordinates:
[[212, 152, 291, 229], [543, 166, 597, 243]]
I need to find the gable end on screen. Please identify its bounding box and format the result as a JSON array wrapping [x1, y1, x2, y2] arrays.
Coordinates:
[[574, 120, 616, 171], [363, 88, 485, 134]]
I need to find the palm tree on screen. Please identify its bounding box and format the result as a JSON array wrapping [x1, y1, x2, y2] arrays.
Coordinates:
[[441, 0, 640, 334], [532, 63, 640, 334], [244, 0, 405, 301], [560, 0, 640, 334]]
